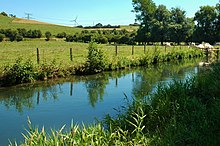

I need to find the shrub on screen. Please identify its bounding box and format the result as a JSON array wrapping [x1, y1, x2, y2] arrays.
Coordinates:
[[0, 11, 8, 17], [56, 32, 66, 38], [0, 33, 5, 42], [86, 41, 108, 73], [16, 34, 23, 42], [45, 31, 52, 41], [2, 59, 35, 86]]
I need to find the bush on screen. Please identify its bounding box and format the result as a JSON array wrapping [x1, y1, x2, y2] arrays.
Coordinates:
[[86, 41, 108, 73], [16, 34, 23, 42], [45, 31, 52, 41], [2, 59, 35, 86], [0, 33, 5, 42], [56, 32, 66, 38], [65, 35, 74, 42], [4, 29, 17, 41], [0, 11, 8, 17]]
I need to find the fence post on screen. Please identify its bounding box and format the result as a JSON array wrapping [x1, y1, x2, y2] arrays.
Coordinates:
[[70, 48, 73, 61], [132, 45, 134, 55], [115, 45, 118, 56], [37, 48, 40, 64], [144, 43, 146, 54], [165, 45, 167, 53]]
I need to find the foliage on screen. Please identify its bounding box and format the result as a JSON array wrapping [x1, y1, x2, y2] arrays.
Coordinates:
[[16, 34, 23, 42], [12, 63, 220, 145], [0, 33, 5, 42], [2, 58, 36, 86], [85, 41, 108, 73], [0, 11, 8, 17], [151, 4, 170, 45], [193, 5, 218, 44], [45, 31, 52, 41], [56, 32, 66, 38]]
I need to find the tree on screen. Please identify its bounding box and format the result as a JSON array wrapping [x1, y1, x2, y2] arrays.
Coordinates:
[[169, 7, 194, 44], [45, 31, 52, 41], [0, 33, 5, 42], [132, 0, 156, 43], [0, 12, 8, 17], [215, 3, 220, 42], [151, 5, 170, 45], [194, 5, 217, 44]]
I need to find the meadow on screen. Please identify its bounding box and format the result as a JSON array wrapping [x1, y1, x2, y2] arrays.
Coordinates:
[[0, 15, 82, 35], [0, 40, 198, 67]]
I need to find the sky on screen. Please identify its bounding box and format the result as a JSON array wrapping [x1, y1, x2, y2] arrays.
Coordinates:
[[0, 0, 219, 26]]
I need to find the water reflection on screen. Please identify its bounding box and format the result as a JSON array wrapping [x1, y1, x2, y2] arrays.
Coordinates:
[[0, 59, 204, 146], [0, 59, 201, 113]]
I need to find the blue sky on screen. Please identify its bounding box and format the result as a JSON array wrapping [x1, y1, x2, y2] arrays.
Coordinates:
[[0, 0, 218, 26]]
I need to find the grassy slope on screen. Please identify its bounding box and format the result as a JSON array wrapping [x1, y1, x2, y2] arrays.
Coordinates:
[[0, 15, 138, 36], [0, 15, 82, 35]]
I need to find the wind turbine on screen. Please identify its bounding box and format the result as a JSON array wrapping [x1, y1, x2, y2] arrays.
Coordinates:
[[70, 16, 78, 26]]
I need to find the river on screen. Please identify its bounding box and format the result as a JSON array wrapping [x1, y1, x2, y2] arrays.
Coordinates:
[[0, 59, 201, 145]]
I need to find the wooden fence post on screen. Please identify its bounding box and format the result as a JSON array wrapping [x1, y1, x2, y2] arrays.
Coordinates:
[[70, 48, 73, 61], [132, 45, 134, 55], [37, 48, 40, 64], [115, 45, 118, 56], [144, 43, 146, 54], [165, 45, 167, 53]]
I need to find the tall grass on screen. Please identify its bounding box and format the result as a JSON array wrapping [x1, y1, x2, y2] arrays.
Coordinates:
[[11, 63, 220, 145]]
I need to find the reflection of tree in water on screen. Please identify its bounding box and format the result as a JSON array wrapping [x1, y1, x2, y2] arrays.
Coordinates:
[[0, 82, 64, 113], [132, 60, 199, 100], [85, 74, 109, 107]]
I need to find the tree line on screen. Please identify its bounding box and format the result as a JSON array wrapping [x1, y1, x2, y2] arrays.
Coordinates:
[[65, 29, 136, 44], [132, 0, 220, 45]]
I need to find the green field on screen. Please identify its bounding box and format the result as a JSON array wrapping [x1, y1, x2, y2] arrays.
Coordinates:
[[0, 15, 82, 35], [0, 40, 195, 68], [0, 15, 138, 36]]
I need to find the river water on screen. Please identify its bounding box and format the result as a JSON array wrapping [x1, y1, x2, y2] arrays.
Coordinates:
[[0, 59, 201, 145]]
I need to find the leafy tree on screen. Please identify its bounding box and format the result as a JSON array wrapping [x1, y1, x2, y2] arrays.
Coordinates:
[[0, 11, 8, 17], [86, 41, 107, 73], [16, 34, 23, 42], [17, 28, 27, 37], [5, 29, 17, 41], [0, 33, 5, 42], [169, 7, 194, 44], [95, 23, 103, 28], [194, 5, 217, 44], [216, 3, 220, 42], [45, 31, 52, 41], [132, 0, 156, 43], [56, 32, 66, 38], [151, 5, 170, 45]]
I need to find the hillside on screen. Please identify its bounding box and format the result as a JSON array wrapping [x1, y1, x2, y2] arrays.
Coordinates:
[[0, 15, 82, 35], [0, 15, 138, 36]]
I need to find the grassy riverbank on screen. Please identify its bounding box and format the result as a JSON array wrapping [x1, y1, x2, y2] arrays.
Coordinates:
[[0, 41, 203, 87], [0, 41, 203, 86], [10, 63, 220, 145]]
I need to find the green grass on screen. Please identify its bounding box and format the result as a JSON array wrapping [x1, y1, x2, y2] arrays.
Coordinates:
[[0, 40, 203, 86], [0, 40, 200, 68], [0, 15, 138, 36], [0, 15, 82, 35]]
